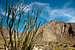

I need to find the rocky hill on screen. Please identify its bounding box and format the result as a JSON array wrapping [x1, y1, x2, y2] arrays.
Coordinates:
[[32, 22, 75, 50]]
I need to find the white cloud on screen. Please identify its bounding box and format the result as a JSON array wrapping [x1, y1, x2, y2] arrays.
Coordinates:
[[47, 8, 75, 23]]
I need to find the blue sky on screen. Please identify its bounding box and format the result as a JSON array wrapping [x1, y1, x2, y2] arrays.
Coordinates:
[[0, 0, 75, 8], [0, 0, 75, 32]]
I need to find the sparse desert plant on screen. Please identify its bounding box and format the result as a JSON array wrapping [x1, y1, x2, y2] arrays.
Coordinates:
[[0, 1, 42, 50]]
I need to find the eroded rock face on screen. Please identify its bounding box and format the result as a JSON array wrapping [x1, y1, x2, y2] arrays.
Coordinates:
[[34, 22, 64, 43]]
